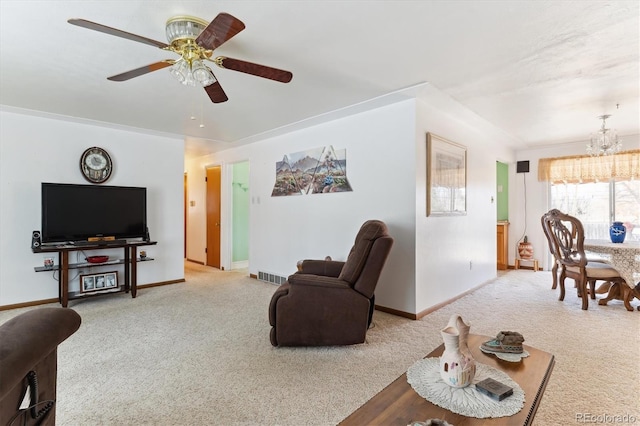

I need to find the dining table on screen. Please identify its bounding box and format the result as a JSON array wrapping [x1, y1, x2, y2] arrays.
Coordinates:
[[584, 239, 640, 311]]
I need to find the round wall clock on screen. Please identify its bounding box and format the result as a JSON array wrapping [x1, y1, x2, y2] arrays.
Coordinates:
[[80, 147, 113, 183]]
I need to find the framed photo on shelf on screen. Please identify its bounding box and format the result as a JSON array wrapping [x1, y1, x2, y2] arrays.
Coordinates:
[[80, 271, 118, 292], [104, 272, 118, 289], [426, 132, 467, 216], [95, 274, 106, 289], [81, 274, 95, 292]]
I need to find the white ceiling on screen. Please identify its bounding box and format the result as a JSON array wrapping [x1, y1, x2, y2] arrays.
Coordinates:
[[1, 1, 638, 158]]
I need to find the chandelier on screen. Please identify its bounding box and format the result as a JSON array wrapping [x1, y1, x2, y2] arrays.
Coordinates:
[[586, 114, 622, 156], [165, 16, 216, 87]]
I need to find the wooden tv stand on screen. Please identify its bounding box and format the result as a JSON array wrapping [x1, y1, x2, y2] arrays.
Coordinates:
[[33, 241, 157, 307]]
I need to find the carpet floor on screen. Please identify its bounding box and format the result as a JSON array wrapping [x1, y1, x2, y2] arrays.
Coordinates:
[[1, 263, 638, 425]]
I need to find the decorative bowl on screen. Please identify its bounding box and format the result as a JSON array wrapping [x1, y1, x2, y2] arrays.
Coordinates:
[[86, 255, 109, 264]]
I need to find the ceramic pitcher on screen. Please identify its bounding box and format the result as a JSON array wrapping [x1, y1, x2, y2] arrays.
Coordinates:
[[439, 314, 476, 388]]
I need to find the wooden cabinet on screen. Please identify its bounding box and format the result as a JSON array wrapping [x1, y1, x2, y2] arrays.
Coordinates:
[[497, 222, 509, 270]]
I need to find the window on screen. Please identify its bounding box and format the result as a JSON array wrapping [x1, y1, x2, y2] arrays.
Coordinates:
[[540, 149, 640, 241], [550, 179, 639, 240]]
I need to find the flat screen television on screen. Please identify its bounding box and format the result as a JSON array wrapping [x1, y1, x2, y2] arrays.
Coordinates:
[[41, 182, 147, 244]]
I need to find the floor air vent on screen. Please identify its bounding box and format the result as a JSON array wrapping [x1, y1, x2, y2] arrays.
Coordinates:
[[258, 271, 287, 285]]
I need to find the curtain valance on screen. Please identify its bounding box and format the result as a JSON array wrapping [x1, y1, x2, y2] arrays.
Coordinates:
[[538, 149, 639, 183]]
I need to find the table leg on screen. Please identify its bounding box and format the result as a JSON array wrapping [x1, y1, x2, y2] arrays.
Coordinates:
[[131, 246, 137, 298], [515, 259, 520, 270], [598, 282, 637, 312], [598, 283, 617, 306], [123, 247, 130, 293], [621, 284, 640, 312], [594, 282, 613, 294], [61, 251, 69, 308]]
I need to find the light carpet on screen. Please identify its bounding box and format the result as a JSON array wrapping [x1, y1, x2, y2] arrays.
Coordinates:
[[1, 263, 638, 425]]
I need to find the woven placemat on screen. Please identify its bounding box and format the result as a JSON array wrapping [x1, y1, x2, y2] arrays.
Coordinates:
[[406, 358, 524, 418]]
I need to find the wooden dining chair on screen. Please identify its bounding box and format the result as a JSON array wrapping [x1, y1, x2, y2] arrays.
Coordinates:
[[540, 212, 608, 291], [541, 209, 627, 310], [541, 213, 562, 290]]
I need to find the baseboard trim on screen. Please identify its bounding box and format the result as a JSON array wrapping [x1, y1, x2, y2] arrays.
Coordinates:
[[186, 258, 205, 265], [0, 279, 186, 311], [231, 260, 249, 270], [375, 277, 494, 320], [374, 305, 417, 320], [138, 279, 185, 289], [0, 298, 59, 311]]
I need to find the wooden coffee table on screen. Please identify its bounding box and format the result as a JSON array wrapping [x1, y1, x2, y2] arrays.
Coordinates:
[[339, 334, 555, 426]]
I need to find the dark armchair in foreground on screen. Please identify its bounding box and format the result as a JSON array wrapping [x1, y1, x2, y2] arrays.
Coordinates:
[[269, 220, 393, 347], [0, 307, 81, 426]]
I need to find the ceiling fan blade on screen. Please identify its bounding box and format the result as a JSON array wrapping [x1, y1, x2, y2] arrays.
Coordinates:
[[68, 19, 169, 49], [204, 81, 229, 103], [214, 57, 293, 83], [107, 61, 174, 82], [195, 13, 246, 50]]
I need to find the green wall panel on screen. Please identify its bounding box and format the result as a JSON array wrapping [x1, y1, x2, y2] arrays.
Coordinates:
[[232, 161, 250, 262], [497, 161, 509, 221]]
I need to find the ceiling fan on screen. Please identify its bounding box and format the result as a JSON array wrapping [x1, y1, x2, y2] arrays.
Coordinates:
[[67, 13, 293, 103]]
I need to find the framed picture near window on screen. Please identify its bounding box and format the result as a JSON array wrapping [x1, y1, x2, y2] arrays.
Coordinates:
[[426, 133, 467, 216]]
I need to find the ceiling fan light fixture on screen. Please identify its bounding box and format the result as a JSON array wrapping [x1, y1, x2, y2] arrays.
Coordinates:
[[192, 61, 216, 86], [165, 16, 209, 44], [586, 114, 623, 156], [169, 59, 216, 88], [169, 59, 189, 84]]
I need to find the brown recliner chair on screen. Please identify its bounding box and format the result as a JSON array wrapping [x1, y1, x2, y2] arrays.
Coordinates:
[[269, 220, 393, 347], [0, 307, 81, 426]]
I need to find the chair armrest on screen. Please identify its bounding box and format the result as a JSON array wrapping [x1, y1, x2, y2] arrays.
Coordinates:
[[297, 260, 345, 277], [0, 308, 81, 400], [287, 273, 351, 289], [269, 276, 353, 327]]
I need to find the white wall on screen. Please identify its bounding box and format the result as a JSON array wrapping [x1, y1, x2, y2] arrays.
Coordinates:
[[511, 134, 640, 272], [186, 97, 520, 315], [414, 99, 515, 314], [0, 109, 185, 306], [186, 100, 418, 312]]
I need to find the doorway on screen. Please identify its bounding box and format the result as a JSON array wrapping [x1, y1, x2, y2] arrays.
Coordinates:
[[206, 166, 221, 269], [496, 161, 509, 270], [231, 161, 250, 269]]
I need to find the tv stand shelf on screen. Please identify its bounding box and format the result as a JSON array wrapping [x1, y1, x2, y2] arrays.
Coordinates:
[[33, 241, 157, 307], [34, 257, 154, 272], [67, 287, 124, 299]]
